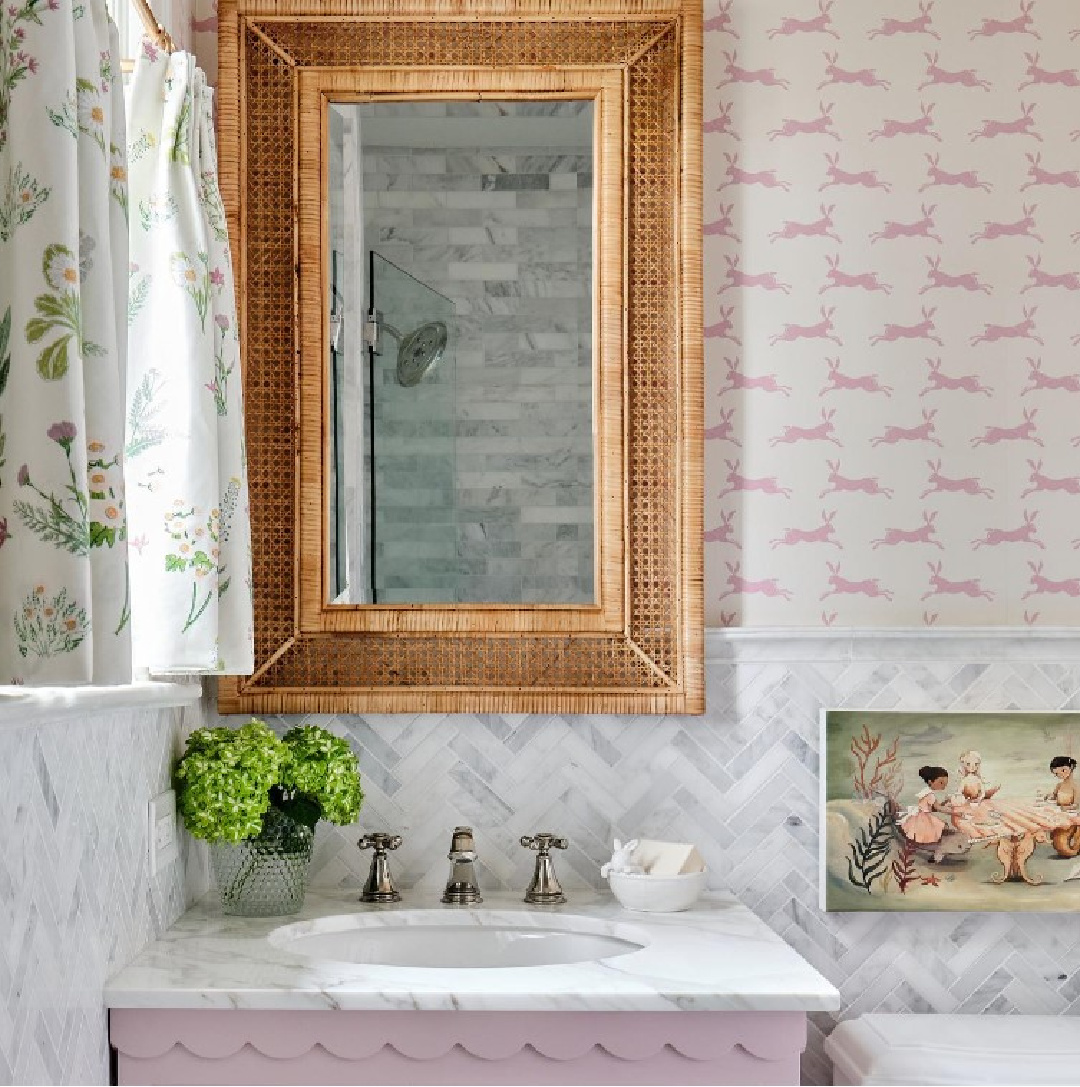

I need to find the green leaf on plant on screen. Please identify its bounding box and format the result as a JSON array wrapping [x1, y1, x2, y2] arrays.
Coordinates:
[[165, 553, 187, 572], [36, 336, 70, 380], [89, 521, 116, 549]]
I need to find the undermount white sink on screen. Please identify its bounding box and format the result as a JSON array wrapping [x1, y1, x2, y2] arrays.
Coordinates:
[[267, 910, 649, 969]]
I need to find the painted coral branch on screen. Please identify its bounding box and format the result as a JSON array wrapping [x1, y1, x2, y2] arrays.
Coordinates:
[[851, 723, 903, 802], [891, 835, 918, 893]]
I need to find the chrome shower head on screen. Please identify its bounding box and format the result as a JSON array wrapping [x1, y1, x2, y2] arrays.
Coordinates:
[[395, 320, 448, 387]]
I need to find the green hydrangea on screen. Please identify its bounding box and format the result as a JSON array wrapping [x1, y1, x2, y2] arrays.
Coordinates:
[[175, 720, 284, 842], [280, 725, 364, 826], [174, 719, 364, 842]]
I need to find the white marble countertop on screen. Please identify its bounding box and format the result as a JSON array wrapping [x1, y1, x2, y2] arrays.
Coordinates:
[[105, 889, 840, 1013]]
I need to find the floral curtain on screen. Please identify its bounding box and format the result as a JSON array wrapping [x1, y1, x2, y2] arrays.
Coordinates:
[[0, 0, 132, 684], [125, 44, 253, 675]]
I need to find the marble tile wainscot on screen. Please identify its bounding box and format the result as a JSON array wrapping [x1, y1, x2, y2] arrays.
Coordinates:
[[0, 681, 204, 1086], [204, 628, 1080, 1085]]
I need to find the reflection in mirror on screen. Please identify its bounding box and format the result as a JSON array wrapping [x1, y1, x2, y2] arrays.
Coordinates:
[[327, 100, 595, 606]]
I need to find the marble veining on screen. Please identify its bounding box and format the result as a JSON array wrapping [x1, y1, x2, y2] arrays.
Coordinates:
[[104, 890, 840, 1013]]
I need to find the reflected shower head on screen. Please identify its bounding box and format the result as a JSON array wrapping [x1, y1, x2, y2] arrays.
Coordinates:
[[395, 320, 448, 387]]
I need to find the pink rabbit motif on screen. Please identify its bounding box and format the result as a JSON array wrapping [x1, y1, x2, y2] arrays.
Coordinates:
[[869, 306, 942, 346], [871, 409, 942, 448], [869, 103, 941, 143], [1024, 610, 1040, 625], [970, 408, 1042, 447], [768, 101, 840, 142], [1021, 256, 1080, 293], [705, 404, 741, 444], [970, 103, 1041, 143], [718, 357, 791, 397], [870, 204, 942, 244], [819, 52, 890, 90], [920, 154, 991, 193], [704, 203, 741, 243], [820, 562, 894, 601], [718, 51, 790, 89], [704, 509, 741, 547], [920, 258, 991, 295], [920, 359, 993, 397], [822, 611, 838, 627], [1021, 154, 1080, 191], [972, 511, 1044, 551], [868, 1, 939, 40], [819, 459, 894, 499], [970, 307, 1042, 347], [1022, 562, 1080, 600], [719, 153, 790, 192], [769, 408, 841, 447], [704, 102, 739, 140], [1019, 52, 1080, 89], [770, 509, 843, 550], [918, 52, 991, 91], [719, 255, 791, 295], [768, 0, 839, 40], [820, 152, 892, 193], [923, 611, 939, 626], [719, 561, 793, 601], [1021, 358, 1080, 395], [705, 304, 741, 344], [769, 307, 843, 346], [922, 562, 994, 601], [921, 459, 994, 499], [820, 358, 892, 396], [970, 1, 1038, 40], [1021, 460, 1080, 497], [719, 610, 739, 627], [769, 204, 841, 243], [704, 0, 737, 35], [872, 512, 943, 550], [970, 205, 1041, 243], [821, 255, 893, 295], [717, 459, 792, 499]]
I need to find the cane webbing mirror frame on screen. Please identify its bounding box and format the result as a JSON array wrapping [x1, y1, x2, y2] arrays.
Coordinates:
[[217, 0, 703, 715]]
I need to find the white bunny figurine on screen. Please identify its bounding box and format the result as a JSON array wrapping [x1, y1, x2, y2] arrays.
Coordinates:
[[601, 838, 644, 877]]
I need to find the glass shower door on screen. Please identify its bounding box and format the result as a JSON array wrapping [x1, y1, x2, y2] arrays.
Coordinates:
[[368, 253, 457, 603]]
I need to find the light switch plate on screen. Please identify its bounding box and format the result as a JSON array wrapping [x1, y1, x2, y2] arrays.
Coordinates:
[[148, 789, 179, 876]]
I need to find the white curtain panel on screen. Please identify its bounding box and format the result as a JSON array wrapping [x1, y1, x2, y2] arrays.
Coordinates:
[[0, 0, 133, 685], [125, 46, 253, 675]]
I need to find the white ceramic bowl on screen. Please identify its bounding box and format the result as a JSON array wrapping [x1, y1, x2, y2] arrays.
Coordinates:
[[607, 869, 707, 913]]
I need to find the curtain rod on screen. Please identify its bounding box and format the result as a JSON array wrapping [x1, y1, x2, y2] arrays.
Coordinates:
[[133, 0, 176, 52]]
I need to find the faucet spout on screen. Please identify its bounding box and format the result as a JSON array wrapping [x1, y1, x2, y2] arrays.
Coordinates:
[[441, 825, 483, 904]]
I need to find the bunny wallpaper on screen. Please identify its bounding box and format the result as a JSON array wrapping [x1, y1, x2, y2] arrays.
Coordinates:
[[701, 0, 1080, 627], [824, 711, 1080, 911]]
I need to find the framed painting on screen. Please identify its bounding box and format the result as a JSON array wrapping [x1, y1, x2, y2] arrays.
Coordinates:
[[822, 710, 1080, 912]]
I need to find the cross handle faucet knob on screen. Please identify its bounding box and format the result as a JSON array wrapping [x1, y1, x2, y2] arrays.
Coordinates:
[[358, 832, 402, 852], [521, 832, 568, 853]]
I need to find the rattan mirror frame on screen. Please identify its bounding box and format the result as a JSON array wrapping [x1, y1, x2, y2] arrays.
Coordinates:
[[217, 0, 703, 716]]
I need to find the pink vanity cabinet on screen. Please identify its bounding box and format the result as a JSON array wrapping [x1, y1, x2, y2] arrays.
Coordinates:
[[110, 1008, 810, 1085]]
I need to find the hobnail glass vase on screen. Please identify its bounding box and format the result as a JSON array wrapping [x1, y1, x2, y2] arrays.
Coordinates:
[[209, 806, 314, 917]]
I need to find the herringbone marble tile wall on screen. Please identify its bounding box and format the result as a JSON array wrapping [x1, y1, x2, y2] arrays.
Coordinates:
[[0, 704, 197, 1086], [211, 632, 1080, 1085]]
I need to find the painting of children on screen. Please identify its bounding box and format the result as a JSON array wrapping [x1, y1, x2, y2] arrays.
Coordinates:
[[822, 711, 1080, 912]]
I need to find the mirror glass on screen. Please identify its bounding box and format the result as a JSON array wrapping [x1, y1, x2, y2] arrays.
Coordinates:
[[326, 99, 596, 606]]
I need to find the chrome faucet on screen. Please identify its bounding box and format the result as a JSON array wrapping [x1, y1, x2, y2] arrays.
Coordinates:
[[441, 825, 483, 904], [357, 832, 403, 903], [521, 832, 568, 904]]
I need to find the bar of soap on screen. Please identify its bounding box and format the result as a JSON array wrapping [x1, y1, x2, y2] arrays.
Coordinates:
[[630, 839, 705, 876]]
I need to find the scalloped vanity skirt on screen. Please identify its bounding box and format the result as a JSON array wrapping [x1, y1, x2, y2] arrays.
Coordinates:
[[110, 1010, 807, 1085]]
